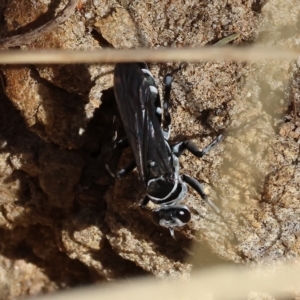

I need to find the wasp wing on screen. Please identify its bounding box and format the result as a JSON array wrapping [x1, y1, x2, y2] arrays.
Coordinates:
[[114, 63, 172, 183]]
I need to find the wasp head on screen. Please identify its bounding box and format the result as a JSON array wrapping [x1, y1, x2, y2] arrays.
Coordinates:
[[152, 205, 191, 238]]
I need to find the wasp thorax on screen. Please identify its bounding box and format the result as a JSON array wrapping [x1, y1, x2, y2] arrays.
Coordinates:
[[147, 178, 176, 199]]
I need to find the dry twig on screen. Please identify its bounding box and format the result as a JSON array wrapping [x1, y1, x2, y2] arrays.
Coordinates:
[[0, 0, 78, 48]]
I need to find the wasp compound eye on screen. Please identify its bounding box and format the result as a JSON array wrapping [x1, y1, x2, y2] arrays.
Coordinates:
[[175, 207, 191, 224]]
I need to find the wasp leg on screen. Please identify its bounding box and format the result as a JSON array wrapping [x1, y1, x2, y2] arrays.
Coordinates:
[[114, 137, 129, 149], [172, 134, 223, 158], [111, 113, 130, 149], [105, 136, 132, 178], [106, 158, 136, 179], [182, 174, 220, 213], [162, 64, 185, 133], [140, 195, 150, 208], [161, 74, 173, 139], [116, 159, 136, 178]]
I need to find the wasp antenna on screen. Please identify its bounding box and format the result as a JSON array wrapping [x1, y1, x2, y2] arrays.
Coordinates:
[[206, 197, 221, 214], [105, 164, 116, 179]]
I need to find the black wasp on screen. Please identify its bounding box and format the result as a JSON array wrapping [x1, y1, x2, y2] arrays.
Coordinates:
[[106, 62, 222, 238]]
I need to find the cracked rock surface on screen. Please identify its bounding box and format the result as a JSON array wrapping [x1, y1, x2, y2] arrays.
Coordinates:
[[0, 0, 300, 299]]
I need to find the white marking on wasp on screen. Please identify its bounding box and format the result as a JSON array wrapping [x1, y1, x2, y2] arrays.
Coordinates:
[[112, 130, 118, 142], [112, 115, 118, 141], [105, 164, 116, 178], [141, 68, 154, 78], [149, 86, 158, 94], [156, 107, 162, 115], [78, 128, 85, 135], [162, 125, 171, 140], [165, 75, 172, 86], [149, 161, 156, 167]]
